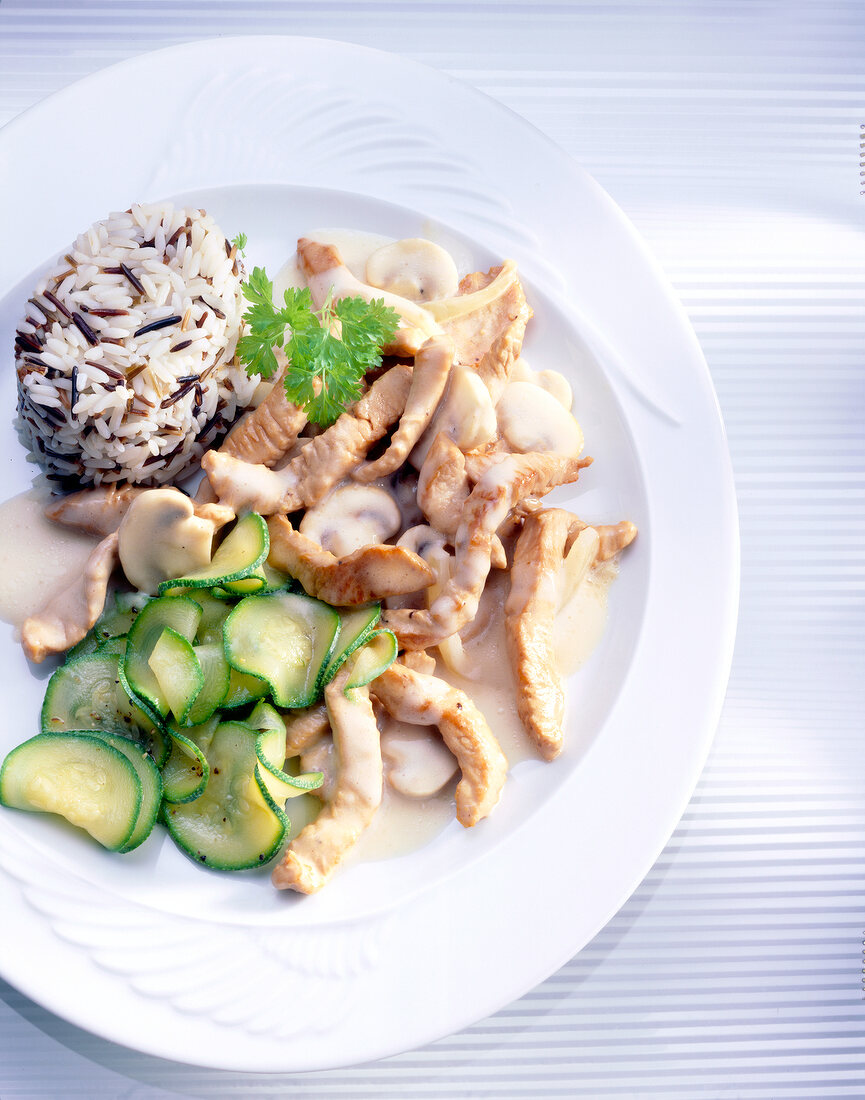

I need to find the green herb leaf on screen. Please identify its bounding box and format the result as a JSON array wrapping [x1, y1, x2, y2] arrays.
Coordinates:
[[235, 264, 400, 426], [230, 232, 248, 257]]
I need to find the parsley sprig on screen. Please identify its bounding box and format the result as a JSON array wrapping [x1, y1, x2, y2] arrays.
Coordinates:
[[236, 266, 400, 427]]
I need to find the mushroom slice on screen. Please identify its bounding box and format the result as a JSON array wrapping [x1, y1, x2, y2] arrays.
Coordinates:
[[437, 264, 533, 405], [297, 238, 441, 357], [22, 532, 119, 663], [46, 485, 233, 544], [272, 663, 382, 894], [354, 334, 454, 482], [116, 487, 232, 595], [44, 484, 145, 537], [217, 359, 308, 467], [496, 381, 584, 458], [410, 364, 497, 471], [371, 662, 507, 827], [202, 364, 412, 515], [383, 451, 592, 649], [299, 484, 401, 558], [268, 516, 434, 606], [365, 238, 459, 303]]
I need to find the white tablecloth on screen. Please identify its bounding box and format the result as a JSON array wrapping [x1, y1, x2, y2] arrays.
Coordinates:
[[1, 2, 863, 1096]]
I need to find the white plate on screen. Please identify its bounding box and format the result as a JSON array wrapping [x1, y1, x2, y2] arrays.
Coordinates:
[[0, 37, 738, 1071]]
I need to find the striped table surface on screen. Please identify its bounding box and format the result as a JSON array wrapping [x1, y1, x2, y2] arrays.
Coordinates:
[[1, 2, 863, 1096]]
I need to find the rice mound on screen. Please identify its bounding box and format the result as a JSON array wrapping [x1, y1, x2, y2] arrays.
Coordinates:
[[14, 202, 258, 488]]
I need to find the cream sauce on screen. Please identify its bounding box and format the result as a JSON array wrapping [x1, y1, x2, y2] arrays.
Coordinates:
[[0, 489, 101, 629], [380, 718, 459, 798], [345, 781, 457, 865], [553, 559, 616, 677]]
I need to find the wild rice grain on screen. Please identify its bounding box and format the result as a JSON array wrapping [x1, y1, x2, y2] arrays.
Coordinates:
[[14, 202, 256, 487]]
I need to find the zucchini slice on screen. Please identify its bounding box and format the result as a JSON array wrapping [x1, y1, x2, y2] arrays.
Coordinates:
[[224, 591, 339, 708], [123, 596, 202, 719], [187, 588, 232, 645], [162, 721, 288, 870], [41, 650, 168, 767], [244, 701, 287, 768], [157, 512, 269, 594], [346, 629, 398, 688], [88, 730, 163, 852], [241, 702, 323, 802], [147, 627, 204, 725], [0, 732, 142, 851], [161, 724, 211, 804], [222, 667, 270, 710], [183, 643, 230, 726], [320, 604, 381, 685], [66, 591, 150, 660], [220, 560, 290, 598]]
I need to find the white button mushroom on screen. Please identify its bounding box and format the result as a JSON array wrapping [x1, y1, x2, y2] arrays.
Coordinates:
[[299, 484, 401, 557], [117, 488, 218, 595], [495, 381, 584, 457], [510, 358, 574, 411], [380, 719, 459, 799], [365, 238, 459, 303], [397, 524, 448, 560]]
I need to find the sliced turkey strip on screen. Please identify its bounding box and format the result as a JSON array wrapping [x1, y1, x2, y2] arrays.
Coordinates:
[[371, 661, 507, 828], [202, 364, 412, 515], [354, 334, 454, 482], [22, 532, 119, 663], [272, 662, 382, 894], [267, 516, 434, 606], [383, 451, 592, 649], [297, 237, 441, 357]]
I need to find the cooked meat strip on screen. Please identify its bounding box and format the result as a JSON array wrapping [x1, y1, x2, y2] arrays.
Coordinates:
[[202, 364, 412, 515], [354, 334, 454, 482], [44, 484, 144, 536], [272, 662, 382, 893], [504, 509, 573, 761], [416, 431, 470, 536], [297, 238, 441, 357], [46, 485, 234, 538], [371, 662, 507, 827], [565, 517, 639, 561], [284, 702, 330, 755], [383, 451, 592, 649], [218, 362, 308, 466], [506, 508, 638, 760], [268, 516, 434, 606], [440, 266, 532, 404], [416, 433, 507, 568], [400, 649, 437, 675], [21, 532, 118, 663]]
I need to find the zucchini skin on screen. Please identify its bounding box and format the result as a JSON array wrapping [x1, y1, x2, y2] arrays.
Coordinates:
[[4, 508, 403, 876], [0, 732, 143, 852]]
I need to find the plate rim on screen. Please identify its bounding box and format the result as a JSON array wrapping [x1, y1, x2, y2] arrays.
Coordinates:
[[0, 34, 739, 1071]]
